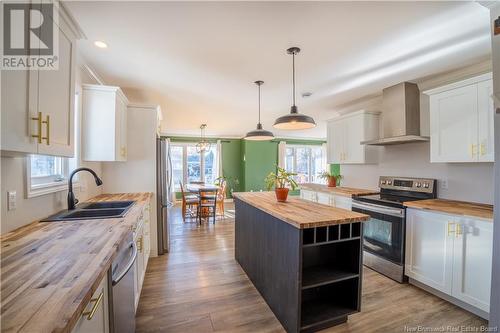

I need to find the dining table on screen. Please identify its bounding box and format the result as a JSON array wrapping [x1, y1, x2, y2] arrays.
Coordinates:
[[186, 183, 220, 193]]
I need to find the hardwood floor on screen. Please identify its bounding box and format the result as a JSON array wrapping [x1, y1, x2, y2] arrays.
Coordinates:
[[136, 203, 487, 333]]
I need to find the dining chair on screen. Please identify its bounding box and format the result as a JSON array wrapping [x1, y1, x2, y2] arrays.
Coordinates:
[[180, 182, 199, 221], [216, 180, 227, 219], [197, 190, 218, 225]]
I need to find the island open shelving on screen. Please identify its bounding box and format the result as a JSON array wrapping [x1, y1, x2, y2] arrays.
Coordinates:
[[233, 192, 369, 333]]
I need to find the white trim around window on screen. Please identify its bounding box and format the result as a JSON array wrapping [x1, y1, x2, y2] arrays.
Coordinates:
[[25, 156, 79, 198]]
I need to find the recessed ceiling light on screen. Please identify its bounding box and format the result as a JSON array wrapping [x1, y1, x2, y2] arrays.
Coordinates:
[[94, 41, 108, 48]]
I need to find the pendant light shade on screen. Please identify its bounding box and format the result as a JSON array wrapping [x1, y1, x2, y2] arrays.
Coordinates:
[[245, 81, 275, 141], [273, 47, 316, 130]]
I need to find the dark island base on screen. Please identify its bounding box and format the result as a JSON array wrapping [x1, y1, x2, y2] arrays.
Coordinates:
[[234, 199, 363, 333]]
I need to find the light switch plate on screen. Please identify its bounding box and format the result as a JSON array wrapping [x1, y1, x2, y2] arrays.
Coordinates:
[[7, 191, 16, 211], [440, 179, 449, 190]]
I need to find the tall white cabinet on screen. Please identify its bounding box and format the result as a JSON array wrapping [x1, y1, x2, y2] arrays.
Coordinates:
[[326, 110, 380, 164], [1, 5, 81, 157], [81, 85, 129, 162], [406, 208, 493, 315], [425, 73, 494, 163]]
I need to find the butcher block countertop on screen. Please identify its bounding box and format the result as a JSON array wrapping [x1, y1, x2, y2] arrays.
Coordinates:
[[404, 199, 493, 220], [300, 183, 379, 197], [0, 192, 152, 333], [233, 191, 369, 229]]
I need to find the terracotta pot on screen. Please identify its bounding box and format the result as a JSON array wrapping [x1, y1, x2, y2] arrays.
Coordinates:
[[327, 176, 337, 187], [275, 188, 289, 202]]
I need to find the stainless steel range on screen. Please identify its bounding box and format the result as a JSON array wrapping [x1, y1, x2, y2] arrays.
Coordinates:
[[352, 176, 437, 283]]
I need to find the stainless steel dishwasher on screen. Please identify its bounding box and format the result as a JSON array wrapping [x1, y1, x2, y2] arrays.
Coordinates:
[[109, 233, 137, 333]]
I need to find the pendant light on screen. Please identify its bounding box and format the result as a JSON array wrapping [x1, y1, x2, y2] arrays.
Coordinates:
[[273, 47, 316, 130], [196, 124, 211, 153], [244, 80, 274, 141]]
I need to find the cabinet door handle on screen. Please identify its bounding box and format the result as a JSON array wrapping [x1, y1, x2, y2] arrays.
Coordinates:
[[456, 224, 463, 237], [82, 291, 104, 321], [137, 236, 143, 252], [480, 143, 486, 156], [31, 112, 43, 143], [447, 222, 456, 237], [42, 114, 50, 145]]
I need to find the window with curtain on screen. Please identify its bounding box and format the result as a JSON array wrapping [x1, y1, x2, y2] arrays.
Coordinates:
[[171, 143, 219, 190], [285, 145, 326, 184]]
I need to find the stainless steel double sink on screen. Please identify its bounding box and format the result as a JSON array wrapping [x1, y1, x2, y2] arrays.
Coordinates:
[[41, 200, 136, 222]]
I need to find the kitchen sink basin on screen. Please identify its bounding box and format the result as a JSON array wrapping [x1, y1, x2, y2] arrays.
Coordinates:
[[79, 200, 135, 210], [40, 201, 135, 222], [63, 208, 127, 219]]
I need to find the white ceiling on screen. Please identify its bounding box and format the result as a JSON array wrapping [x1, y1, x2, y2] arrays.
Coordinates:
[[66, 1, 491, 139]]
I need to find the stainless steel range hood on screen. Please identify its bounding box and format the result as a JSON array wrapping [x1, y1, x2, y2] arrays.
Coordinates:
[[362, 82, 429, 146]]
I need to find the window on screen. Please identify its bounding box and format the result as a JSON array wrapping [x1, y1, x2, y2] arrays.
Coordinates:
[[171, 143, 218, 191], [285, 145, 326, 184]]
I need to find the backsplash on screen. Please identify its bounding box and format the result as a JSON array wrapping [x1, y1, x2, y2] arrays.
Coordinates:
[[341, 142, 494, 205]]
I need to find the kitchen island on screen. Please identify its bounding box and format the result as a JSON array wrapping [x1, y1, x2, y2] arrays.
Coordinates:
[[233, 192, 370, 333]]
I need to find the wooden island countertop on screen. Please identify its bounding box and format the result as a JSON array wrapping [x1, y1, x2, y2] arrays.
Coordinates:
[[0, 192, 152, 333], [232, 191, 369, 229], [300, 183, 379, 197], [404, 199, 493, 220]]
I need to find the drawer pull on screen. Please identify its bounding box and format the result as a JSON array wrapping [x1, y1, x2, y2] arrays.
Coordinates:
[[82, 291, 103, 320], [447, 222, 456, 237]]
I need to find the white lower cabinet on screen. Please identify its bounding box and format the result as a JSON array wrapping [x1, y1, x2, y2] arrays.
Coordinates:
[[406, 208, 493, 314], [452, 217, 493, 312], [300, 189, 317, 202], [300, 189, 352, 210], [72, 275, 109, 333], [133, 204, 150, 311], [405, 209, 454, 294]]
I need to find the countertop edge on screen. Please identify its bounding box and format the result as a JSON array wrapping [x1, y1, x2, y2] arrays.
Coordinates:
[[233, 192, 370, 229], [404, 199, 493, 221], [299, 184, 379, 197]]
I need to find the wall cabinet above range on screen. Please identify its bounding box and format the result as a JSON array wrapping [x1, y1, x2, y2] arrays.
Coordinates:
[[82, 84, 129, 162], [424, 73, 494, 163], [326, 110, 380, 164], [1, 5, 81, 157]]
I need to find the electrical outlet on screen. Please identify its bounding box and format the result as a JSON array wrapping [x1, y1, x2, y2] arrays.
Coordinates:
[[7, 191, 16, 211], [440, 179, 449, 190]]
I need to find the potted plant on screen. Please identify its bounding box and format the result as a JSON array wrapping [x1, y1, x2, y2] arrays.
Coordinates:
[[318, 171, 344, 187], [264, 166, 298, 202]]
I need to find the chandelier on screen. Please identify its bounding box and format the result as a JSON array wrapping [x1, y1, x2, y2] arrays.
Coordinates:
[[196, 124, 211, 153]]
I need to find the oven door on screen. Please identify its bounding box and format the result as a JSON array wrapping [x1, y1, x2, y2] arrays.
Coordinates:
[[352, 201, 405, 265]]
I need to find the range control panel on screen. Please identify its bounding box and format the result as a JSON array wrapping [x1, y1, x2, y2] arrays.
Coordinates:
[[379, 176, 436, 193]]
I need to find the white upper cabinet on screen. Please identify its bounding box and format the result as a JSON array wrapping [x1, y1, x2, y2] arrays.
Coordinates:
[[425, 73, 494, 163], [1, 3, 80, 157], [82, 85, 129, 162], [326, 110, 380, 164]]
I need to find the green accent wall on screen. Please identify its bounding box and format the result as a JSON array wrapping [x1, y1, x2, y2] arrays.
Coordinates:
[[241, 140, 278, 192], [165, 136, 340, 196]]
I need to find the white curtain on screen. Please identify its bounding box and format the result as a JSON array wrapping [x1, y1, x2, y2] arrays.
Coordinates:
[[278, 141, 287, 169], [321, 142, 328, 172], [216, 139, 223, 178]]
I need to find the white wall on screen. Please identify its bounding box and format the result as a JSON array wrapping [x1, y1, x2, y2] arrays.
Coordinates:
[[0, 66, 103, 233], [338, 61, 494, 205], [101, 105, 159, 256]]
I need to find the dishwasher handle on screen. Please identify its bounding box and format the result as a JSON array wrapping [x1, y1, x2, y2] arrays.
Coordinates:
[[112, 242, 138, 286]]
